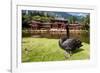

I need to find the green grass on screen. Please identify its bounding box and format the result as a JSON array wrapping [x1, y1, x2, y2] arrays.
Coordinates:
[[22, 37, 90, 62]]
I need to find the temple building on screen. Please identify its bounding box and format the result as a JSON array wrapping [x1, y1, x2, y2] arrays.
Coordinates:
[[30, 18, 83, 30]]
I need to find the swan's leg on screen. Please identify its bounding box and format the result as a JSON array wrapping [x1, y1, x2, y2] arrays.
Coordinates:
[[64, 50, 72, 59], [69, 51, 72, 57], [64, 51, 70, 59]]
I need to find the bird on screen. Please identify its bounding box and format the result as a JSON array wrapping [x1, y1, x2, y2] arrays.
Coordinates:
[[59, 24, 83, 58], [59, 37, 82, 58]]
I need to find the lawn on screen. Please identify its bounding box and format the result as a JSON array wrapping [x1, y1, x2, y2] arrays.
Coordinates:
[[22, 37, 90, 62]]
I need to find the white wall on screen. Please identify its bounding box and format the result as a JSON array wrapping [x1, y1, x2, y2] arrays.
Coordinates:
[[0, 0, 100, 73]]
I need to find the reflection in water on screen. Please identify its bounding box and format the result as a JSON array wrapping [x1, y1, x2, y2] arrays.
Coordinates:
[[22, 30, 90, 44]]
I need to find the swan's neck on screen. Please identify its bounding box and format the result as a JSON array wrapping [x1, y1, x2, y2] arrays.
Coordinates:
[[66, 25, 70, 38]]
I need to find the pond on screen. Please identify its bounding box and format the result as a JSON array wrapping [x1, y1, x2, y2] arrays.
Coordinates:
[[22, 30, 90, 44]]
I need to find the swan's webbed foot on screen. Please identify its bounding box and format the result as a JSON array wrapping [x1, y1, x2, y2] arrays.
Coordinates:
[[64, 51, 72, 59]]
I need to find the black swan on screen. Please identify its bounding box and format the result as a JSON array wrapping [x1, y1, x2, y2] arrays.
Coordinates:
[[59, 24, 83, 58]]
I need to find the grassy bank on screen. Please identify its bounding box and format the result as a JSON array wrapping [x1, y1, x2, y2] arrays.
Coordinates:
[[22, 37, 90, 62]]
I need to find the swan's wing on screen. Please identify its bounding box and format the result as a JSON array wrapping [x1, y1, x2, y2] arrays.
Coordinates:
[[62, 39, 73, 50]]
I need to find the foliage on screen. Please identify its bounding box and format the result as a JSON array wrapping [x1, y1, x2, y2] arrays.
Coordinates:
[[22, 10, 90, 31], [22, 14, 32, 28], [81, 15, 90, 31], [68, 16, 78, 24], [22, 11, 55, 29]]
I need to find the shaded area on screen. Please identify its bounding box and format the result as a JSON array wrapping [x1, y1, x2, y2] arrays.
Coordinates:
[[72, 48, 84, 54]]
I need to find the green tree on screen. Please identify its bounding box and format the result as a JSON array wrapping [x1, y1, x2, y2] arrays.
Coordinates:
[[81, 15, 90, 31], [69, 16, 78, 24], [22, 14, 32, 28]]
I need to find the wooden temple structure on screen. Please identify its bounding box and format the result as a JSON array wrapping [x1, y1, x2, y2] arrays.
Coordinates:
[[29, 19, 83, 30]]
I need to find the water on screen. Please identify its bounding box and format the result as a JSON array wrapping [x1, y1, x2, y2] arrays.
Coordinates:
[[22, 30, 90, 44]]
